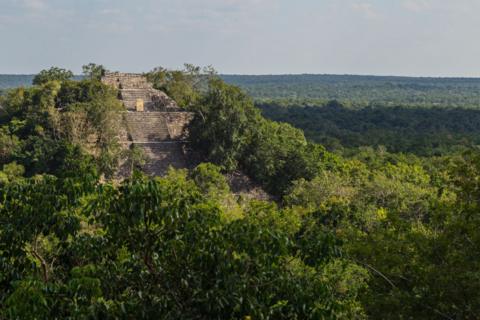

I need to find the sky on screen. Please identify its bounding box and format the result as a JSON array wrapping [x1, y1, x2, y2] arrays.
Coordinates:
[[1, 0, 480, 76]]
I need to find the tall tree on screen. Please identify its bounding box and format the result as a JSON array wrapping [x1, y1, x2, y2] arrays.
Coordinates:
[[82, 63, 108, 81], [32, 67, 74, 85]]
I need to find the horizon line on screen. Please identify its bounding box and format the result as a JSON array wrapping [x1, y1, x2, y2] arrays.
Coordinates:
[[2, 73, 480, 80]]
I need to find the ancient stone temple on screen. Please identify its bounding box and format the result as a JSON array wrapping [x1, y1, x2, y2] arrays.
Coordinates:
[[102, 72, 178, 111], [102, 72, 194, 176]]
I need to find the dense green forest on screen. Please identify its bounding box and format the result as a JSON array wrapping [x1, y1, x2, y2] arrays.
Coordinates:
[[223, 74, 480, 108], [259, 101, 480, 156], [0, 66, 479, 319]]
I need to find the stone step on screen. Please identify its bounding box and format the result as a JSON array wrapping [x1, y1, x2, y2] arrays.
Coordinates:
[[124, 112, 175, 118], [121, 92, 154, 100], [124, 113, 170, 142], [119, 89, 179, 111]]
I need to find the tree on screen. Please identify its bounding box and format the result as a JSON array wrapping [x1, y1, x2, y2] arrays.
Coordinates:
[[191, 162, 229, 195], [0, 127, 20, 164], [146, 64, 216, 108], [32, 67, 74, 85], [189, 78, 260, 171], [84, 173, 368, 319], [82, 63, 108, 81], [0, 161, 24, 184], [121, 144, 147, 175]]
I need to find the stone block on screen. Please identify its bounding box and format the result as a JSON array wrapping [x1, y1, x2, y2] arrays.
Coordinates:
[[136, 99, 144, 112]]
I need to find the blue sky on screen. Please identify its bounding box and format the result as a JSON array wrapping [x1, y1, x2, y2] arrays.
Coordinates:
[[1, 0, 479, 76]]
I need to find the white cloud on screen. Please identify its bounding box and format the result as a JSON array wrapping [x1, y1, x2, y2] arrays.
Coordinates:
[[351, 2, 379, 20], [401, 0, 431, 13], [132, 0, 280, 35]]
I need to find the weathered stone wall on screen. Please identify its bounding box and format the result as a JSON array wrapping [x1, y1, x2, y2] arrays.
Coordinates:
[[101, 72, 153, 90], [164, 112, 195, 140], [102, 72, 178, 111], [121, 112, 194, 142]]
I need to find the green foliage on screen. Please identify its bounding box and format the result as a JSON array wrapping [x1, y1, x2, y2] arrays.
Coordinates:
[[191, 162, 230, 195], [243, 120, 339, 195], [260, 101, 480, 155], [223, 74, 480, 108], [0, 126, 20, 163], [0, 87, 28, 118], [32, 67, 74, 85], [4, 279, 51, 319], [0, 75, 123, 179], [191, 163, 244, 220], [0, 161, 25, 184], [190, 78, 339, 196], [146, 64, 216, 108], [2, 64, 480, 319], [53, 142, 98, 181], [283, 148, 480, 319], [82, 63, 108, 81], [190, 78, 260, 171], [0, 171, 367, 319], [121, 144, 147, 175]]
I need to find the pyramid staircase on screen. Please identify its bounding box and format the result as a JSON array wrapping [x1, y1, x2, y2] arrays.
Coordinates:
[[122, 112, 188, 176], [102, 73, 192, 177]]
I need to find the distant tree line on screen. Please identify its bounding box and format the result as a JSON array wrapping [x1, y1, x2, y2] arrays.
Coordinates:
[[222, 74, 480, 108], [259, 100, 480, 156]]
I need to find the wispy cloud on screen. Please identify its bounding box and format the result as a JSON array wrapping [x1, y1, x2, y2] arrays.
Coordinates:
[[401, 0, 431, 13], [131, 0, 281, 35], [351, 2, 380, 20]]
